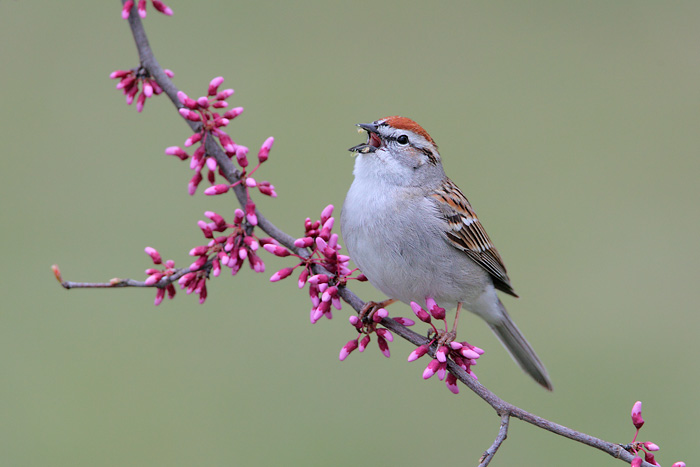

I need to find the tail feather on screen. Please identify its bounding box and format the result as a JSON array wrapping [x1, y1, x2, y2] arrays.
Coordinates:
[[489, 300, 553, 391]]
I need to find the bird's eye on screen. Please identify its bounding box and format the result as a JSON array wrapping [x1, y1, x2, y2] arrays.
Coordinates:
[[397, 135, 409, 145]]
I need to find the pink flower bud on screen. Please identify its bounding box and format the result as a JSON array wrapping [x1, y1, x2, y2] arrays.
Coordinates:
[[320, 217, 334, 238], [208, 76, 224, 96], [164, 69, 174, 78], [151, 0, 173, 15], [184, 132, 203, 147], [110, 69, 131, 79], [143, 81, 153, 97], [263, 244, 291, 257], [196, 96, 210, 108], [189, 245, 209, 256], [631, 401, 644, 429], [392, 317, 415, 326], [137, 0, 147, 17], [245, 200, 257, 225], [373, 307, 388, 323], [630, 458, 642, 467], [321, 204, 334, 224], [321, 286, 338, 303], [151, 79, 164, 94], [453, 356, 467, 371], [436, 345, 449, 363], [251, 254, 265, 273], [429, 304, 446, 320], [257, 181, 277, 197], [198, 283, 208, 304], [236, 149, 249, 168], [308, 274, 329, 285], [644, 451, 660, 467], [446, 373, 459, 394], [189, 256, 207, 271], [223, 106, 244, 120], [121, 1, 134, 19], [116, 75, 136, 90], [309, 307, 323, 324], [245, 177, 257, 187], [216, 89, 234, 100], [339, 339, 359, 361], [178, 272, 196, 288], [197, 220, 213, 238], [423, 359, 440, 379], [152, 287, 166, 306], [178, 108, 201, 121], [643, 442, 659, 452], [436, 362, 447, 380], [461, 347, 481, 360], [294, 237, 314, 248], [358, 335, 371, 352], [376, 328, 393, 342], [329, 234, 340, 250], [144, 246, 162, 264], [671, 463, 686, 467], [257, 136, 274, 163], [204, 211, 226, 229], [145, 273, 164, 286], [270, 267, 294, 282], [136, 92, 147, 112], [233, 209, 245, 225], [204, 184, 230, 196], [177, 91, 197, 109], [349, 315, 360, 327], [165, 146, 189, 160], [408, 344, 429, 362], [297, 268, 309, 288], [410, 301, 431, 323], [377, 336, 390, 357]]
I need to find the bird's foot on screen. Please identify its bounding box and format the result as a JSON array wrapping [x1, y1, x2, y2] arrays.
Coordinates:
[[359, 298, 396, 324]]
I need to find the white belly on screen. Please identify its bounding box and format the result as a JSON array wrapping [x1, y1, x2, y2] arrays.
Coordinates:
[[340, 179, 491, 311]]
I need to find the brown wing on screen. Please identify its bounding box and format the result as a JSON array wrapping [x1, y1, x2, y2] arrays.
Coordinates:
[[430, 178, 518, 297]]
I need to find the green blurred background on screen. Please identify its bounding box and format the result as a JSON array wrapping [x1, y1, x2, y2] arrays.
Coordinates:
[[2, 1, 698, 466]]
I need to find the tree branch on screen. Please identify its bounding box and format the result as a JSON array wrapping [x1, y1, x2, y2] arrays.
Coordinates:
[[61, 4, 662, 466]]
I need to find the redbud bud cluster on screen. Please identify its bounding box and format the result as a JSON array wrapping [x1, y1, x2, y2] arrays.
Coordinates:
[[110, 67, 174, 112]]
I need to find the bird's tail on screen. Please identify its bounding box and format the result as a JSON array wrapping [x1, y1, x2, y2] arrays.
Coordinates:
[[488, 299, 553, 391]]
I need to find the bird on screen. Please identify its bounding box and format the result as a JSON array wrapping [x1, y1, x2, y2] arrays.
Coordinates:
[[340, 116, 552, 390]]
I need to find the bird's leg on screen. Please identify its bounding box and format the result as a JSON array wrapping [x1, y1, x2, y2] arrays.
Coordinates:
[[436, 302, 462, 347], [359, 298, 397, 324], [452, 302, 462, 333]]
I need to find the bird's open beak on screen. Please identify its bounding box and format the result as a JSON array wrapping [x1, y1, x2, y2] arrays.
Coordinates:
[[348, 122, 381, 154]]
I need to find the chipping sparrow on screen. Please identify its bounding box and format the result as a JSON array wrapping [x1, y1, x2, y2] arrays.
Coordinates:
[[340, 116, 552, 390]]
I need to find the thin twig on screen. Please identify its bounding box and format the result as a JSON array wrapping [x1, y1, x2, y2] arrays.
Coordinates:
[[478, 414, 510, 467]]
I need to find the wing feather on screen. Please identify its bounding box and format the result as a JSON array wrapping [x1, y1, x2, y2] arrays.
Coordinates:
[[430, 178, 518, 297]]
